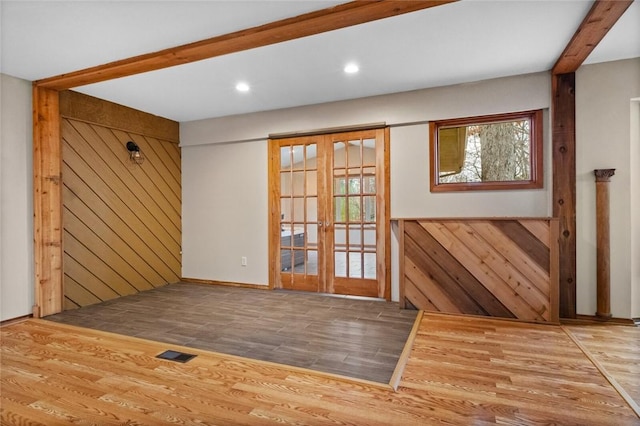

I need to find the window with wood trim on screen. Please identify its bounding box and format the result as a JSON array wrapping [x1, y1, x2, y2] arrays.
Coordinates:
[[429, 109, 543, 192]]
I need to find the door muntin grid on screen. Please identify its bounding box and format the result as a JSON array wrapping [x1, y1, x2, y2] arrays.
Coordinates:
[[280, 143, 318, 276], [332, 138, 377, 280]]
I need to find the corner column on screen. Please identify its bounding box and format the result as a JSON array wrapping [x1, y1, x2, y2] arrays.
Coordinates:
[[594, 168, 615, 320], [33, 85, 63, 317]]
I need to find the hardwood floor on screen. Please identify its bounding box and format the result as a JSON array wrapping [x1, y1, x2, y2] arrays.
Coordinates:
[[2, 313, 638, 425], [564, 324, 640, 416], [45, 283, 418, 384]]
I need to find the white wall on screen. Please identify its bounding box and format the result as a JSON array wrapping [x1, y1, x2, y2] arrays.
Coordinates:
[[576, 58, 640, 319], [0, 73, 34, 321], [181, 72, 552, 296]]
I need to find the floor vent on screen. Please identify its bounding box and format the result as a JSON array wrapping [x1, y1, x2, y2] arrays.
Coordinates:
[[156, 350, 197, 363]]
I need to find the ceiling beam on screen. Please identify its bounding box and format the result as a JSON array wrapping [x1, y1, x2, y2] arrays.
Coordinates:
[[552, 0, 633, 75], [35, 0, 457, 91]]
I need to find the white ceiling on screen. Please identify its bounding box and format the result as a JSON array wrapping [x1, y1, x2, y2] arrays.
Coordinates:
[[1, 1, 639, 123]]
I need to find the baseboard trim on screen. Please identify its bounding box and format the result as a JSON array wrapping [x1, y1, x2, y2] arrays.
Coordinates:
[[1, 314, 34, 327], [180, 277, 271, 290], [561, 314, 636, 326]]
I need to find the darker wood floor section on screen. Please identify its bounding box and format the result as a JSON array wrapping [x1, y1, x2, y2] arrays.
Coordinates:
[[45, 282, 418, 384]]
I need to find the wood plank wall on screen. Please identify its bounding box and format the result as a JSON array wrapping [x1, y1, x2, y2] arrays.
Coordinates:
[[399, 218, 559, 323], [60, 91, 181, 309]]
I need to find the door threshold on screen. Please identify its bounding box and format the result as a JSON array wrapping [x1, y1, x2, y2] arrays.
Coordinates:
[[275, 288, 386, 302]]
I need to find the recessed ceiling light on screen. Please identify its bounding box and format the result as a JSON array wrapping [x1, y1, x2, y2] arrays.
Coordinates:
[[236, 82, 250, 92], [344, 63, 359, 74]]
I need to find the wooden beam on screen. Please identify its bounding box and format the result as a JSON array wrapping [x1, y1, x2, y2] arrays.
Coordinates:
[[552, 73, 577, 319], [33, 86, 63, 317], [35, 1, 457, 91], [552, 0, 633, 74]]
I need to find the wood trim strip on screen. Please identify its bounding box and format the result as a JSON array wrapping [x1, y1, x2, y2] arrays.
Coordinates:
[[0, 314, 34, 327], [397, 220, 406, 308], [59, 90, 179, 142], [562, 326, 640, 418], [552, 0, 634, 74], [35, 1, 457, 90], [548, 219, 560, 323], [180, 278, 271, 290], [380, 127, 391, 300], [269, 122, 387, 139], [392, 216, 555, 221], [562, 315, 636, 326], [389, 310, 424, 391]]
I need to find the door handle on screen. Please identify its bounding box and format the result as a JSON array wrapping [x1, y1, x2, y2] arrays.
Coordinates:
[[318, 221, 323, 228]]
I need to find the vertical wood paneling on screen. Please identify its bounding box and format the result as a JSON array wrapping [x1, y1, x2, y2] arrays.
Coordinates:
[[60, 93, 180, 309], [400, 218, 559, 323]]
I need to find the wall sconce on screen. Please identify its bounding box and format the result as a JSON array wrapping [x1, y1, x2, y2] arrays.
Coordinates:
[[126, 141, 144, 165]]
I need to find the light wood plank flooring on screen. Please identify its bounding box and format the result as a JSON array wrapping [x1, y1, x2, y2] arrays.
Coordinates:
[[2, 313, 638, 425], [45, 283, 418, 384], [564, 324, 640, 414]]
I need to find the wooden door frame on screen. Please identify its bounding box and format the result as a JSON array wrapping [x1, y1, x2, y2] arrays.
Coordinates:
[[268, 128, 391, 300]]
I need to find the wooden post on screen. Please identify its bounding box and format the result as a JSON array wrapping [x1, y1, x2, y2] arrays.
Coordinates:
[[594, 168, 615, 320], [33, 86, 63, 317], [552, 73, 577, 318]]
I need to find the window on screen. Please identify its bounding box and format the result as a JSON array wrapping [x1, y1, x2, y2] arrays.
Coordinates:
[[429, 110, 543, 192]]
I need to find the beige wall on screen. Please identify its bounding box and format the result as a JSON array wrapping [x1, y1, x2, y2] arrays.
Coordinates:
[[576, 58, 640, 318], [181, 140, 269, 285], [181, 72, 553, 300], [0, 74, 34, 321]]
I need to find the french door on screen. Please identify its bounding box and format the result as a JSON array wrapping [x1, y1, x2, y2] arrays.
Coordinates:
[[269, 128, 389, 299]]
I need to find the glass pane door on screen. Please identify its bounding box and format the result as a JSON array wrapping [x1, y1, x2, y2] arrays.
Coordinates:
[[278, 139, 321, 292], [330, 134, 379, 297]]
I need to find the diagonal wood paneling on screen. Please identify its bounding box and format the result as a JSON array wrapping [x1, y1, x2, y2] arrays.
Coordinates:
[[400, 218, 559, 323], [61, 93, 180, 309]]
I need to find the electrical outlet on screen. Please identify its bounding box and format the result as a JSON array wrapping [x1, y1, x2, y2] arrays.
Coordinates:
[[241, 256, 247, 266]]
